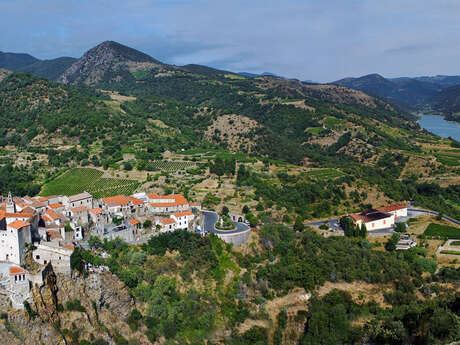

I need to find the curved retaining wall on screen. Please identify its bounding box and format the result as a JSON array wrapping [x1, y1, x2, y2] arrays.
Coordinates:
[[215, 228, 251, 246]]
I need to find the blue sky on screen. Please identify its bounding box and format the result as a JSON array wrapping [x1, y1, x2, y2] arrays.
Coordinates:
[[1, 0, 459, 82]]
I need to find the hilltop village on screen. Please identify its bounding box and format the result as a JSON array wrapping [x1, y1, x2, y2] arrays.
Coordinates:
[[0, 190, 205, 308], [0, 184, 424, 312]]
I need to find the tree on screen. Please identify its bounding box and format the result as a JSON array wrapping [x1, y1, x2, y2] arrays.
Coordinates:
[[88, 236, 103, 249], [64, 222, 73, 233], [143, 220, 152, 229], [242, 205, 250, 214], [294, 216, 304, 232], [385, 233, 400, 252], [222, 205, 229, 216], [360, 224, 367, 238], [70, 247, 84, 273], [395, 222, 406, 233], [246, 213, 258, 227]]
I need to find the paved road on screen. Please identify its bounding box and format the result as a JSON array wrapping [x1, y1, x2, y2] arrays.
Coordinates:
[[305, 219, 339, 228], [303, 208, 460, 235], [408, 208, 460, 226], [201, 211, 250, 234]]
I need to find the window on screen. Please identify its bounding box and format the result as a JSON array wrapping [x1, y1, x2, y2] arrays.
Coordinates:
[[36, 255, 40, 260]]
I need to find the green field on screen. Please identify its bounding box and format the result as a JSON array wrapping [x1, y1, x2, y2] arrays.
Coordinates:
[[306, 168, 344, 180], [146, 160, 196, 172], [450, 241, 460, 246], [41, 168, 140, 198], [306, 127, 326, 135], [323, 116, 342, 129], [440, 250, 460, 256], [436, 155, 459, 166], [424, 223, 460, 239]]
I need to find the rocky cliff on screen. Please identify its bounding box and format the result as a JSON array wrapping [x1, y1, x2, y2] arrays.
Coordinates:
[[0, 266, 149, 345]]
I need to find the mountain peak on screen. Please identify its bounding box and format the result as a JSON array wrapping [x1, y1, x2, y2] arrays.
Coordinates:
[[82, 40, 158, 64], [57, 41, 161, 85]]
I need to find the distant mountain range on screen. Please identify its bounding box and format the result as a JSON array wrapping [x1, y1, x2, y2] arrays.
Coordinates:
[[334, 73, 460, 117], [1, 42, 459, 120], [238, 71, 279, 78], [0, 51, 77, 80], [0, 40, 419, 165]]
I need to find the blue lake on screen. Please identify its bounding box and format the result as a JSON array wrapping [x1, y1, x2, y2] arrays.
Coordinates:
[[418, 114, 460, 141]]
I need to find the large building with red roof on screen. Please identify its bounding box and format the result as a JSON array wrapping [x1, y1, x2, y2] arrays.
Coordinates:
[[349, 204, 407, 231]]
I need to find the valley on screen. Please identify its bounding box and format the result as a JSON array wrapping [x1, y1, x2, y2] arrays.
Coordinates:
[[0, 41, 459, 345]]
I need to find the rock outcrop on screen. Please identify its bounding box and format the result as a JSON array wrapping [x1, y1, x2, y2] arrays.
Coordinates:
[[0, 265, 148, 345]]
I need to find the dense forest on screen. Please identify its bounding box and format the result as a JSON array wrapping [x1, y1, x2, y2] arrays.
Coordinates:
[[70, 227, 459, 345]]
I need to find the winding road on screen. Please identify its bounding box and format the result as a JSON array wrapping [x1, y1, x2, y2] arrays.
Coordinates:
[[201, 211, 251, 234], [303, 208, 460, 234]]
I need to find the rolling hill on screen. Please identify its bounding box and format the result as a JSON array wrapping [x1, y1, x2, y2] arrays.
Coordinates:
[[429, 85, 460, 121], [334, 73, 442, 107], [0, 51, 39, 70], [17, 56, 77, 80]]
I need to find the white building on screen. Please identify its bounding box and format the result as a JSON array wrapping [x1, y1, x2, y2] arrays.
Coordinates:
[[101, 195, 131, 216], [377, 204, 408, 219], [157, 217, 177, 232], [350, 204, 407, 231], [0, 219, 32, 265], [63, 191, 93, 210], [171, 211, 194, 230], [147, 194, 190, 214], [350, 210, 395, 231], [33, 243, 73, 275]]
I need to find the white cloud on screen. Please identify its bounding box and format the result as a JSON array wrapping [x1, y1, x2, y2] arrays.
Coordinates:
[[0, 0, 459, 81]]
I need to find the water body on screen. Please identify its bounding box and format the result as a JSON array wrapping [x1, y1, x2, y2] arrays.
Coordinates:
[[417, 114, 460, 141]]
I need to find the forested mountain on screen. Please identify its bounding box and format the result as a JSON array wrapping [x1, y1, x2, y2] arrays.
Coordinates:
[[429, 85, 460, 121], [0, 51, 39, 70], [0, 41, 416, 166], [412, 74, 460, 88], [334, 73, 442, 107], [17, 56, 77, 80]]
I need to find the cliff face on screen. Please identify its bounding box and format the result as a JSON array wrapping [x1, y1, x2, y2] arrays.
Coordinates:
[[0, 267, 149, 345]]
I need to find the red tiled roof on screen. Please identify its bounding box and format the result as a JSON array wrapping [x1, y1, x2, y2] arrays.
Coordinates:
[[60, 244, 75, 251], [48, 203, 63, 209], [46, 229, 62, 241], [150, 202, 178, 208], [8, 220, 30, 230], [46, 209, 59, 220], [89, 208, 103, 214], [42, 215, 51, 222], [173, 211, 193, 218], [102, 195, 130, 206], [147, 193, 160, 199], [71, 206, 87, 213], [9, 266, 27, 275], [350, 210, 393, 224], [128, 196, 144, 205], [160, 217, 176, 225], [129, 219, 140, 225], [0, 210, 34, 219], [377, 204, 407, 213]]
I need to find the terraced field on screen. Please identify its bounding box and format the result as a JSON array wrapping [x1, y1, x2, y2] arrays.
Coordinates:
[[306, 168, 344, 180], [146, 160, 196, 172], [41, 168, 140, 198]]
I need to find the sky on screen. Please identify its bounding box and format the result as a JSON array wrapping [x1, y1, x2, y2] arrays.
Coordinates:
[[1, 0, 460, 82]]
